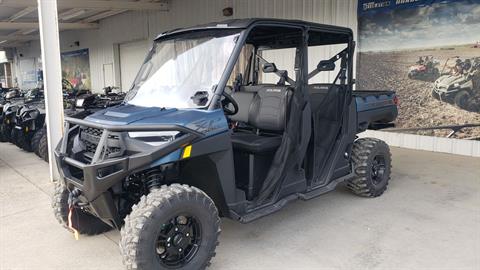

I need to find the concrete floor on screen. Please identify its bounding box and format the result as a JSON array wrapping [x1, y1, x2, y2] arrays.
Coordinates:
[[0, 143, 479, 270]]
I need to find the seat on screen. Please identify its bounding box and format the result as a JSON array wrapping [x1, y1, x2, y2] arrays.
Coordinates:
[[229, 85, 292, 199], [230, 85, 291, 153], [231, 132, 282, 153]]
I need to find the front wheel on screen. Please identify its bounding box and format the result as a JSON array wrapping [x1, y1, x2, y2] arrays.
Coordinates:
[[120, 184, 220, 270], [0, 122, 9, 142], [431, 88, 441, 100], [38, 128, 49, 162], [454, 90, 470, 110], [52, 183, 113, 235], [347, 138, 392, 198], [31, 127, 45, 157]]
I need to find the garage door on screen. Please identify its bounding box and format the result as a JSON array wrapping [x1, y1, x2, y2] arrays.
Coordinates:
[[119, 40, 149, 91]]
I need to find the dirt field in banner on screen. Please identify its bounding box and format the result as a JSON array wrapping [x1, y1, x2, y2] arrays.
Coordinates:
[[357, 45, 480, 139]]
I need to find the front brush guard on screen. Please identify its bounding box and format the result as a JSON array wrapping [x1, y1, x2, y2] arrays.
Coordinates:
[[55, 117, 203, 227]]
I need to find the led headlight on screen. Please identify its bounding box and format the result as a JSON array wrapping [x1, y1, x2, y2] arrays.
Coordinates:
[[128, 131, 179, 146], [76, 98, 85, 108], [28, 110, 39, 119]]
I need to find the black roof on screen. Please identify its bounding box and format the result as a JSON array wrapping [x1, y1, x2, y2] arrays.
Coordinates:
[[155, 18, 353, 40]]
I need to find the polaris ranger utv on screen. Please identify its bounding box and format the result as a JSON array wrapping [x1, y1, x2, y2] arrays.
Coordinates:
[[53, 19, 398, 270]]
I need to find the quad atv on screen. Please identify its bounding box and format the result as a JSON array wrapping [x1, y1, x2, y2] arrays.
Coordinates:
[[12, 99, 46, 151], [53, 19, 398, 270], [0, 88, 42, 142], [432, 58, 480, 110], [34, 88, 126, 161], [408, 56, 440, 81]]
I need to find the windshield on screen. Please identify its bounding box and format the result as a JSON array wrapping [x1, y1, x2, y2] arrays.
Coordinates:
[[124, 30, 240, 109]]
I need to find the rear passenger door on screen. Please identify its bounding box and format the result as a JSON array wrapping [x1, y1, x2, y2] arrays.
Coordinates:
[[306, 29, 351, 186]]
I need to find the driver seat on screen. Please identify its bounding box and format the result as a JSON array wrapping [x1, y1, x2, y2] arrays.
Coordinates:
[[230, 85, 292, 153]]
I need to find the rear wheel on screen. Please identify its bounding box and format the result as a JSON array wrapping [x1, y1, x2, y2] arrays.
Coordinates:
[[347, 138, 392, 197], [454, 90, 470, 109], [52, 183, 112, 235], [120, 184, 220, 270], [19, 132, 33, 152]]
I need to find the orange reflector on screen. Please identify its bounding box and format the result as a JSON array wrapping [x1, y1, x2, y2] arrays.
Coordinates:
[[182, 145, 192, 159]]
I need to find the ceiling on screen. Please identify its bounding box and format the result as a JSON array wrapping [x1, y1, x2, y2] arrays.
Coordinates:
[[0, 0, 169, 48]]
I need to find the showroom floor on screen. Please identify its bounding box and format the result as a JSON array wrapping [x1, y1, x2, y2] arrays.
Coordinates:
[[0, 143, 479, 270]]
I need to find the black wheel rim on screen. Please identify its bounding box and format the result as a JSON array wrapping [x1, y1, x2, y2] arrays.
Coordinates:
[[155, 214, 202, 268], [371, 155, 386, 186]]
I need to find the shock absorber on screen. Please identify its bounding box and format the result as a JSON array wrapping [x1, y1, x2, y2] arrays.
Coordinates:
[[145, 169, 163, 190]]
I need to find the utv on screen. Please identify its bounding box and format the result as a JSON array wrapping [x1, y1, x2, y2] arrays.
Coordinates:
[[432, 58, 480, 110], [407, 57, 439, 81], [54, 19, 398, 270]]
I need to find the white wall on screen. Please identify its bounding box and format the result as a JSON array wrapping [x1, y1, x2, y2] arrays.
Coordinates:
[[15, 0, 478, 157], [359, 130, 480, 157], [13, 0, 358, 91]]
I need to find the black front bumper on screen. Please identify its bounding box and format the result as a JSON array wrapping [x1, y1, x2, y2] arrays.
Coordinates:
[[55, 117, 202, 227]]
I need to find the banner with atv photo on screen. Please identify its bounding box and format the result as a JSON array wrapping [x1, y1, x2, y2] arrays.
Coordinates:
[[61, 48, 91, 91], [357, 0, 480, 139]]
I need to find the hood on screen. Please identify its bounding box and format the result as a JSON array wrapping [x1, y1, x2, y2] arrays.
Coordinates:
[[435, 74, 465, 87], [19, 101, 45, 114], [409, 64, 424, 71], [84, 104, 228, 136]]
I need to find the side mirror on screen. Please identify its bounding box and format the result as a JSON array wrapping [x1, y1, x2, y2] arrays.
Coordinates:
[[262, 62, 277, 73], [190, 91, 209, 106], [317, 60, 335, 71]]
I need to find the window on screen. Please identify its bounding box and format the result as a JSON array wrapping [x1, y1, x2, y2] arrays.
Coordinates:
[[258, 48, 296, 85], [307, 30, 350, 85]]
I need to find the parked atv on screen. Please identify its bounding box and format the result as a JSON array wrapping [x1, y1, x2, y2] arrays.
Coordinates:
[[53, 19, 398, 269], [0, 88, 43, 142], [35, 89, 125, 161], [12, 100, 46, 151], [432, 58, 480, 110], [408, 56, 440, 81]]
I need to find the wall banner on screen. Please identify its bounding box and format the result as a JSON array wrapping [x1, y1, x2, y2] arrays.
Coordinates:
[[357, 0, 480, 139], [61, 48, 91, 90]]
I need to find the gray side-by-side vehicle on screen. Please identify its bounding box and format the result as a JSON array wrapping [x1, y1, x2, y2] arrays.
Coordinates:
[[53, 19, 398, 270]]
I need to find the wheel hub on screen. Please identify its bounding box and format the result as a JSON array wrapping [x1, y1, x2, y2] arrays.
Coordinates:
[[371, 155, 386, 185], [173, 233, 190, 248], [155, 215, 201, 267]]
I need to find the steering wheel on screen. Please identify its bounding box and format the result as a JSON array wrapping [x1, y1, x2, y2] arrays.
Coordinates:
[[221, 91, 238, 115]]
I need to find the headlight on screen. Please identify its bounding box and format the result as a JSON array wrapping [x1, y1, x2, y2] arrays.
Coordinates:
[[453, 83, 460, 88], [128, 131, 179, 146], [28, 110, 39, 119], [76, 98, 85, 108]]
